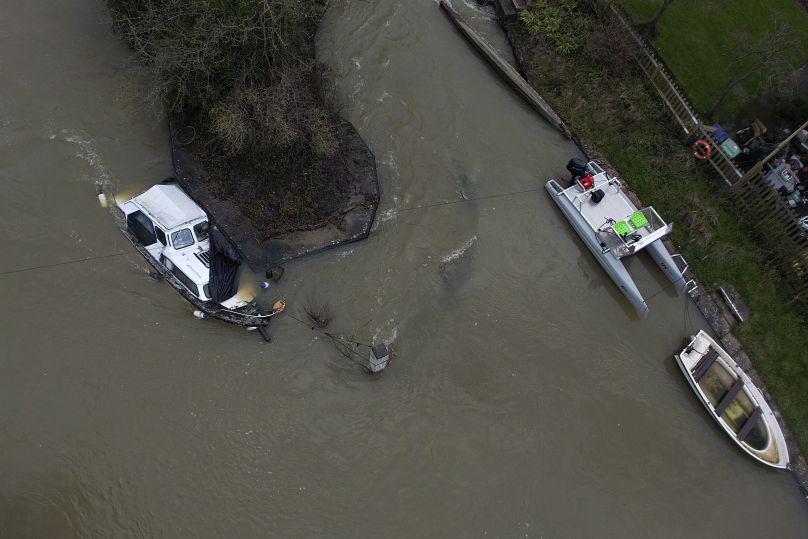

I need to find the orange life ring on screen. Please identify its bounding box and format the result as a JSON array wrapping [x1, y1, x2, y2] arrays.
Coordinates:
[[692, 139, 712, 160]]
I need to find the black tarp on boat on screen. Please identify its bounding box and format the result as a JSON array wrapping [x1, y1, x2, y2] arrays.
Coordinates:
[[209, 226, 241, 303]]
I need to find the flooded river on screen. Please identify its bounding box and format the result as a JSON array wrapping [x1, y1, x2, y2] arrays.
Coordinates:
[[1, 0, 807, 536]]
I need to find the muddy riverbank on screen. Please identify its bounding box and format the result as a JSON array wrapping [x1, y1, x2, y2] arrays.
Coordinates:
[[169, 115, 379, 272]]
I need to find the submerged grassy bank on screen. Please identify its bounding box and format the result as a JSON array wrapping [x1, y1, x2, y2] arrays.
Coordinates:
[[508, 3, 808, 455]]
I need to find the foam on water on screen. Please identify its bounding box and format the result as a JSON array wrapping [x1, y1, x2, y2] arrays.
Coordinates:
[[61, 129, 112, 190], [441, 235, 477, 263]]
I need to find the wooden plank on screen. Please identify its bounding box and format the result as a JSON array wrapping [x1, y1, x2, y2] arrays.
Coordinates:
[[737, 407, 764, 442], [715, 378, 744, 416], [692, 350, 718, 382]]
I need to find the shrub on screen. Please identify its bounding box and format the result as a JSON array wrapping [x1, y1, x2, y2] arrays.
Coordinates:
[[518, 0, 589, 56], [105, 0, 339, 157]]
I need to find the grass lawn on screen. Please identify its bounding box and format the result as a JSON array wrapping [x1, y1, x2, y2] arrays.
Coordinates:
[[508, 12, 808, 457], [616, 0, 808, 118]]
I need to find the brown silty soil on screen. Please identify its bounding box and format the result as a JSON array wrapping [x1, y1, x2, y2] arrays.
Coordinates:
[[180, 120, 375, 241], [170, 114, 379, 270]]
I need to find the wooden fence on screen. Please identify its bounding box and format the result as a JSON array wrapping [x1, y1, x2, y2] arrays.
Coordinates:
[[589, 0, 808, 309]]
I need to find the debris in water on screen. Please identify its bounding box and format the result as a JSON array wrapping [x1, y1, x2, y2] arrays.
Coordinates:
[[304, 299, 331, 328]]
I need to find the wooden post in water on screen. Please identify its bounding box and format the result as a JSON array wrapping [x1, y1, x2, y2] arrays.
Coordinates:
[[368, 344, 390, 373]]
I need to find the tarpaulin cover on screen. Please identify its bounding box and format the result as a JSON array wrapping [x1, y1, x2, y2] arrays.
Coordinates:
[[209, 227, 242, 303]]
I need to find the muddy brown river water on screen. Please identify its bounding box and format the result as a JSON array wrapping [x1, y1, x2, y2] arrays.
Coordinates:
[[1, 0, 807, 536]]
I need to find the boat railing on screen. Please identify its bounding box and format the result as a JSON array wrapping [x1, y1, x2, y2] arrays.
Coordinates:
[[570, 176, 621, 213], [672, 253, 698, 295], [612, 206, 673, 256]]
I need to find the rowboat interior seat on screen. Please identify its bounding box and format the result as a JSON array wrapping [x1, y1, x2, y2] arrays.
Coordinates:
[[692, 350, 718, 381], [737, 406, 764, 442], [715, 377, 744, 416]]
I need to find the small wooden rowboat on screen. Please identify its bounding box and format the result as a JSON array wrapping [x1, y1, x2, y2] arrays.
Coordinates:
[[676, 330, 789, 469]]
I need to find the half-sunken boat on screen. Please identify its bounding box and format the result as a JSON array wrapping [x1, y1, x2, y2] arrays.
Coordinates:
[[114, 179, 284, 327], [546, 160, 685, 317], [676, 330, 789, 469]]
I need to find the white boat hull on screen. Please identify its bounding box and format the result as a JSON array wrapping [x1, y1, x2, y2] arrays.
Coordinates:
[[646, 240, 687, 295], [547, 179, 652, 316], [676, 330, 789, 469]]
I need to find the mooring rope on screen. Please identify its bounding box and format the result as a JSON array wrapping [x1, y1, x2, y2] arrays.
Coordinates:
[[0, 185, 549, 277], [387, 185, 546, 215], [643, 276, 686, 303], [0, 251, 130, 277]]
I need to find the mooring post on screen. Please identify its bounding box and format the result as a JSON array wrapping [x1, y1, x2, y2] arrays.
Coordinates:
[[368, 344, 390, 373], [267, 266, 285, 283]]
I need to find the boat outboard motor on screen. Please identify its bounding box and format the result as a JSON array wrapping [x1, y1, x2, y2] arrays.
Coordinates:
[[566, 158, 588, 183]]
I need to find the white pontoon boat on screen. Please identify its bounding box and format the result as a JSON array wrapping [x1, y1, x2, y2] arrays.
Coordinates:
[[676, 330, 790, 469], [546, 160, 685, 317]]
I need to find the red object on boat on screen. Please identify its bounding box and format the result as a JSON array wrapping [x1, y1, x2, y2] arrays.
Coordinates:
[[578, 174, 595, 190]]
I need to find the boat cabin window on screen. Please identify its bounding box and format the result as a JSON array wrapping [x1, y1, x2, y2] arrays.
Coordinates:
[[171, 265, 202, 299], [127, 210, 156, 246], [155, 227, 167, 246], [171, 228, 195, 249], [194, 221, 210, 242]]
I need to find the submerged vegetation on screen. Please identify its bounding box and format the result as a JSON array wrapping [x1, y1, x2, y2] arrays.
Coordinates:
[[105, 0, 357, 237], [510, 0, 808, 455]]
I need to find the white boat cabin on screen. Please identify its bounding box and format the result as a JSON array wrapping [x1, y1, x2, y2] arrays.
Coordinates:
[[117, 183, 245, 308]]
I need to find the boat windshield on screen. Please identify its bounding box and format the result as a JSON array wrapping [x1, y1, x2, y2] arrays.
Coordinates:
[[171, 228, 195, 249]]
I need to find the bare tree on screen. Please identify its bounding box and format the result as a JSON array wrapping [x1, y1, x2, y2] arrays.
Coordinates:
[[637, 0, 674, 37], [707, 17, 798, 118], [105, 0, 339, 158]]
